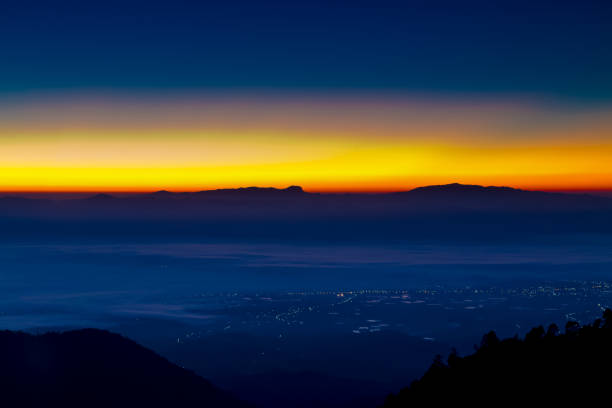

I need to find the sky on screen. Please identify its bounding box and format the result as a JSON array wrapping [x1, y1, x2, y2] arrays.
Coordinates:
[[1, 0, 611, 192]]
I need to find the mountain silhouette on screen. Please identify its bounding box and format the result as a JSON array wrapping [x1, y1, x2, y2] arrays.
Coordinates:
[[86, 193, 116, 201], [0, 328, 249, 408], [5, 315, 612, 407], [384, 309, 612, 406], [1, 183, 608, 207], [195, 185, 305, 196], [1, 183, 611, 243], [407, 182, 526, 195]]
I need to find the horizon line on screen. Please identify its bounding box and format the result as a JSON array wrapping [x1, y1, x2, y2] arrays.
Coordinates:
[[2, 183, 612, 196]]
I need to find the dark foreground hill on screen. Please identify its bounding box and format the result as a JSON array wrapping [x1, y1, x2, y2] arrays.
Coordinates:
[[0, 328, 248, 408], [384, 309, 612, 407]]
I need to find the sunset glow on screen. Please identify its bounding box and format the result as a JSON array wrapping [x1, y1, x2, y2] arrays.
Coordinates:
[[1, 93, 611, 193]]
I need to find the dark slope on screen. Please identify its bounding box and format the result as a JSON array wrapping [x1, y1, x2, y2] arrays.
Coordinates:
[[384, 310, 612, 407], [0, 328, 249, 408]]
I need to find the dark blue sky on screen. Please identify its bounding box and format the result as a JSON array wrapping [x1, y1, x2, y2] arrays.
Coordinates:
[[1, 0, 611, 99]]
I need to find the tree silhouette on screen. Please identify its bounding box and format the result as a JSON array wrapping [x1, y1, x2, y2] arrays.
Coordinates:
[[384, 310, 612, 407], [545, 323, 559, 337]]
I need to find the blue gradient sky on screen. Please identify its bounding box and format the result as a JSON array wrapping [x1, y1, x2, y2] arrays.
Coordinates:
[[1, 0, 610, 99]]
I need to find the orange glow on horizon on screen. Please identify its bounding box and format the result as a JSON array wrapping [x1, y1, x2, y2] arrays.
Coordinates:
[[1, 93, 611, 193]]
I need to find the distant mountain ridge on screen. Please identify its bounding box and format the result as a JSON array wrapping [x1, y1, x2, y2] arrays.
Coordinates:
[[120, 183, 587, 198], [147, 185, 305, 198], [77, 182, 611, 210], [0, 183, 605, 201], [199, 185, 305, 194], [1, 183, 610, 217], [1, 183, 611, 242], [407, 182, 526, 194], [0, 328, 249, 408]]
